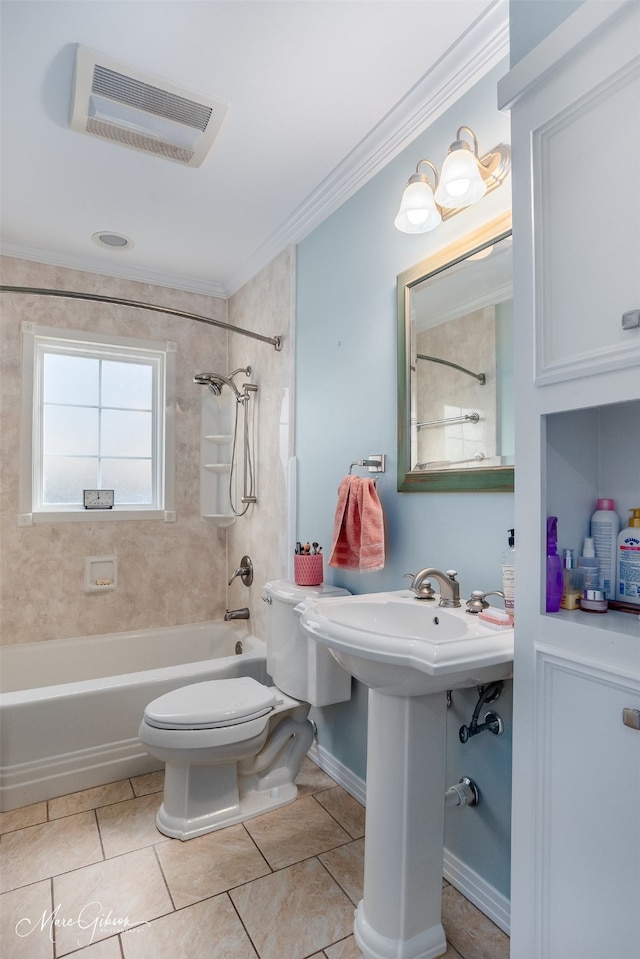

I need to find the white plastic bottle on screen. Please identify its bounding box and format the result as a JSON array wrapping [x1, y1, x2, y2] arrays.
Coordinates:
[[590, 498, 620, 599], [616, 508, 640, 606], [500, 528, 515, 618]]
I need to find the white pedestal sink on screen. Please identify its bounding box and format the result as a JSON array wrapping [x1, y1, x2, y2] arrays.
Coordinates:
[[300, 590, 513, 959]]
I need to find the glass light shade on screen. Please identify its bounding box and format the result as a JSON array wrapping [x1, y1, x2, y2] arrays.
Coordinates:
[[434, 147, 487, 209], [394, 178, 442, 234]]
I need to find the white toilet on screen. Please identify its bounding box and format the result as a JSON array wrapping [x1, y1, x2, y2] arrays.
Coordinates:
[[138, 580, 351, 840]]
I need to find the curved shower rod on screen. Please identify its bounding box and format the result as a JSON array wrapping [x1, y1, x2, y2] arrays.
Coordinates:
[[0, 285, 283, 351], [416, 353, 485, 384]]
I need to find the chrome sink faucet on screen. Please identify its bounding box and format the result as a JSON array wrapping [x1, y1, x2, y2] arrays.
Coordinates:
[[409, 568, 461, 607]]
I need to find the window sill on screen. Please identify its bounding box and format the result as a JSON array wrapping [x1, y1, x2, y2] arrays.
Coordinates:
[[18, 509, 176, 525]]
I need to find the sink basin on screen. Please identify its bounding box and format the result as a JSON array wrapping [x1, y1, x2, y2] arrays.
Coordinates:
[[300, 589, 513, 696]]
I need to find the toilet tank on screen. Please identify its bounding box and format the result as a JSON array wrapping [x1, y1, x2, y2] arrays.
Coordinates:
[[263, 580, 352, 706]]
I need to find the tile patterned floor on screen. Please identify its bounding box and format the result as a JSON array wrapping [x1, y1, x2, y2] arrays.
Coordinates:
[[0, 758, 510, 959]]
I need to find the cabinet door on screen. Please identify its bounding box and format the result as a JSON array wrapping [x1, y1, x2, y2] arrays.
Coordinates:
[[533, 651, 640, 959], [500, 1, 640, 390]]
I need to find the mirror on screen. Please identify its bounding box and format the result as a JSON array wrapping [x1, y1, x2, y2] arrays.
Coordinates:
[[397, 213, 513, 492]]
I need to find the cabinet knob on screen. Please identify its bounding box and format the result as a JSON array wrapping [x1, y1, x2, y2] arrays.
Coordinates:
[[621, 309, 640, 330], [622, 708, 640, 730]]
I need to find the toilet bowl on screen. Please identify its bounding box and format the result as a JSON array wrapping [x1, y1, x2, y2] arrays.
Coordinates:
[[138, 580, 351, 839]]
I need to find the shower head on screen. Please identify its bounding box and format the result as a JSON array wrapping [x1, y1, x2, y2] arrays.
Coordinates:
[[193, 369, 251, 401], [193, 372, 224, 396]]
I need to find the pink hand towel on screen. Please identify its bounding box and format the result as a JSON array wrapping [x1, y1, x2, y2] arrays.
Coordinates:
[[329, 475, 385, 571]]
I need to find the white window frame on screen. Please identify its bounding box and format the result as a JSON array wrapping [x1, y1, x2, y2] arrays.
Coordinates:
[[19, 322, 176, 524]]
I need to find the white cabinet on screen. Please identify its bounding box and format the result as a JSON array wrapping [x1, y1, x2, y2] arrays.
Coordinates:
[[498, 3, 640, 956]]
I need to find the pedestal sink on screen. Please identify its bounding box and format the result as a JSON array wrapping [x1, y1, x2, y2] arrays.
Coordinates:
[[300, 589, 513, 959]]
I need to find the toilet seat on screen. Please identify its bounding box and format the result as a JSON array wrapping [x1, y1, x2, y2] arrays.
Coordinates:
[[144, 676, 277, 730]]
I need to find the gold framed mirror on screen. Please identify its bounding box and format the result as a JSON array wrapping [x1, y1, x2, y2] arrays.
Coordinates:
[[397, 212, 513, 492]]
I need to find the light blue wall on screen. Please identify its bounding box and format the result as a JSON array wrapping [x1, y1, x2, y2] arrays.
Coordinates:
[[295, 62, 514, 899]]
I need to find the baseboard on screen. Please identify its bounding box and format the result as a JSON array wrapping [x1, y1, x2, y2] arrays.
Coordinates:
[[307, 742, 510, 936], [443, 847, 511, 935], [307, 741, 366, 805]]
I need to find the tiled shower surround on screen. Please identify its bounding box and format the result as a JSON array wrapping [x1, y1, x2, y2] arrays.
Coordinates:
[[0, 250, 294, 646], [0, 757, 510, 959]]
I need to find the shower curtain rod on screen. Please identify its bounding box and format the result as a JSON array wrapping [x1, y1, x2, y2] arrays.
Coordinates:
[[0, 286, 283, 351]]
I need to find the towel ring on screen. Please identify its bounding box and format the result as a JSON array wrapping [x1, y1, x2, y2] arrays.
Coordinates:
[[348, 455, 385, 480]]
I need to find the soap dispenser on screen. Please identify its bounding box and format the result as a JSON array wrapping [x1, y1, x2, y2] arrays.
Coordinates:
[[546, 517, 563, 613], [616, 508, 640, 606]]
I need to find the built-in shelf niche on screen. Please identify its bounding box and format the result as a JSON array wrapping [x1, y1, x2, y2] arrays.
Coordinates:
[[544, 397, 640, 634]]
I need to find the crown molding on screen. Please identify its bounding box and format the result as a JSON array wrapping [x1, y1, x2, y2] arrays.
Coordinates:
[[227, 0, 509, 295], [3, 1, 508, 300], [0, 243, 228, 299]]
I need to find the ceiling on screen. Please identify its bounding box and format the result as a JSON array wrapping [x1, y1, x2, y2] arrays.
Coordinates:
[[0, 1, 508, 298]]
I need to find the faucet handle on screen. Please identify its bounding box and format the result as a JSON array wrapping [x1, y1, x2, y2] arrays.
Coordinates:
[[466, 590, 489, 614]]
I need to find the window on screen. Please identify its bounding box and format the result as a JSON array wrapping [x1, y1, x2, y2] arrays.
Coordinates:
[[20, 323, 176, 523]]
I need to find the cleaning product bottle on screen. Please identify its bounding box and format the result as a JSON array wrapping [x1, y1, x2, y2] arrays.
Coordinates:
[[546, 517, 563, 612], [616, 508, 640, 606], [590, 498, 620, 599], [500, 528, 515, 618]]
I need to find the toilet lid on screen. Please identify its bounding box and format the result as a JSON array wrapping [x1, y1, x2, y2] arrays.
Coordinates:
[[144, 677, 277, 730]]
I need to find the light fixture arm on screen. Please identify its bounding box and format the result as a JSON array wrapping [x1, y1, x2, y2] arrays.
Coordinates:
[[414, 159, 439, 189]]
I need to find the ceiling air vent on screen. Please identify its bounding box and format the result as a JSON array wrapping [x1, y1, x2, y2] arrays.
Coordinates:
[[70, 45, 228, 167]]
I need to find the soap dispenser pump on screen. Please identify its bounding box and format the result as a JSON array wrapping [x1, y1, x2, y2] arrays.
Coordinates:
[[546, 517, 563, 613]]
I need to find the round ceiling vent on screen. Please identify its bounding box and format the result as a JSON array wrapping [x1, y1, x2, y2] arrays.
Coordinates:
[[91, 231, 134, 251]]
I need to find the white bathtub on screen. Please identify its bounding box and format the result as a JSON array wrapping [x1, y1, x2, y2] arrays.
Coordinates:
[[0, 621, 267, 811]]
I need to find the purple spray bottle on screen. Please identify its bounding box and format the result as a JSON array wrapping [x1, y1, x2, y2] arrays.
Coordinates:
[[546, 516, 563, 612]]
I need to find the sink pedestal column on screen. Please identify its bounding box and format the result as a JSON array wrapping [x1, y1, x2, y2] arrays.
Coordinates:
[[355, 689, 448, 959]]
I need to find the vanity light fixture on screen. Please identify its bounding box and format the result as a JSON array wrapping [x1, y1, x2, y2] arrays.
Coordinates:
[[394, 125, 510, 234], [393, 160, 442, 234]]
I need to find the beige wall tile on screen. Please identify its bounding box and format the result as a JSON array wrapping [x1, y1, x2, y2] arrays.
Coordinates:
[[0, 257, 228, 644], [227, 247, 295, 639]]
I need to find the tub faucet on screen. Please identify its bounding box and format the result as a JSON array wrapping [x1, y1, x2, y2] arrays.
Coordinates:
[[224, 607, 250, 621], [409, 568, 461, 607]]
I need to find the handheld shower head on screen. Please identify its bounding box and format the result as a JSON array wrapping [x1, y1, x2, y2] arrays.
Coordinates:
[[193, 368, 251, 401], [193, 373, 223, 396]]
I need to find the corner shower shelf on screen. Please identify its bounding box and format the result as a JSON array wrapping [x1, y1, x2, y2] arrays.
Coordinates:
[[200, 397, 235, 527]]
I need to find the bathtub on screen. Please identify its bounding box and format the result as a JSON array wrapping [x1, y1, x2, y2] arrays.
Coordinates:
[[0, 621, 267, 811]]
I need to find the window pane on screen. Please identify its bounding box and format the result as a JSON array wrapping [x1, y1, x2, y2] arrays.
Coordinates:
[[101, 410, 152, 457], [43, 406, 98, 455], [102, 459, 152, 504], [43, 456, 98, 504], [102, 361, 153, 409], [43, 354, 99, 405]]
